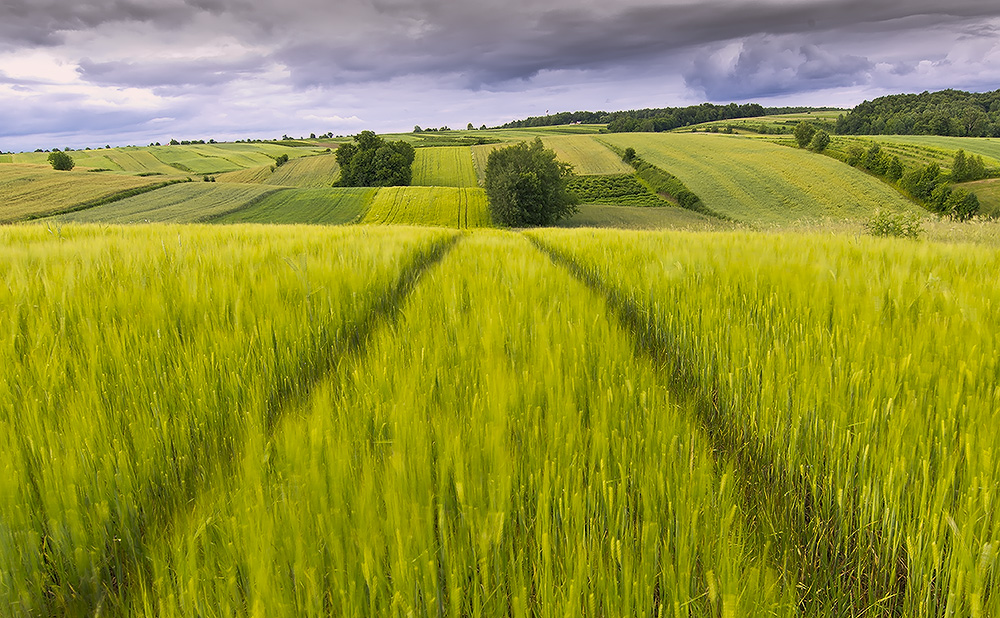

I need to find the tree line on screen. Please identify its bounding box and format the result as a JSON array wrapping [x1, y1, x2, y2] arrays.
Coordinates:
[[499, 104, 838, 133], [836, 89, 1000, 137]]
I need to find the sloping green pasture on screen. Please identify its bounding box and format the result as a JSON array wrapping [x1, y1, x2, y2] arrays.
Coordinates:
[[215, 188, 375, 224], [541, 135, 633, 175], [411, 147, 478, 187], [603, 133, 920, 224], [0, 164, 164, 222], [557, 204, 733, 230], [362, 186, 491, 228], [269, 153, 340, 187], [49, 183, 280, 223]]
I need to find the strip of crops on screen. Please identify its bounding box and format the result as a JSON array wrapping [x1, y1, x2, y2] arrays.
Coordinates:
[[0, 224, 456, 616], [566, 174, 672, 207], [0, 165, 162, 222], [603, 133, 919, 224], [541, 135, 633, 175], [268, 153, 341, 187], [11, 150, 124, 170], [530, 228, 1000, 616], [106, 149, 182, 175], [215, 164, 275, 184], [132, 232, 796, 617], [48, 183, 281, 223], [557, 204, 732, 231], [362, 186, 491, 228], [214, 187, 376, 224], [471, 144, 503, 186], [411, 147, 479, 187]]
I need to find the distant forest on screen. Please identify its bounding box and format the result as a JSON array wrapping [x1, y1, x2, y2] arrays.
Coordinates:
[[836, 89, 1000, 137], [500, 104, 843, 133]]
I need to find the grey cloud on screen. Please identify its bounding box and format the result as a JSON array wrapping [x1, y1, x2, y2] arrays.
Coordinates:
[[77, 55, 268, 88], [263, 0, 1000, 88], [684, 36, 873, 100], [0, 0, 220, 47]]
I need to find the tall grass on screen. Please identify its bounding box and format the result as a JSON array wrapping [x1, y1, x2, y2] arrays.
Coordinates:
[[531, 227, 1000, 616], [132, 232, 796, 617], [0, 224, 455, 616]]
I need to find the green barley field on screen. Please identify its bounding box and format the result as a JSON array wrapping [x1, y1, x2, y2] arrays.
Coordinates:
[[411, 147, 479, 188], [2, 223, 999, 617], [3, 125, 1000, 617]]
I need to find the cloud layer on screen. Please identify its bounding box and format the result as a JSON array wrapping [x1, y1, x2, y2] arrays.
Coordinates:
[[2, 0, 1000, 150]]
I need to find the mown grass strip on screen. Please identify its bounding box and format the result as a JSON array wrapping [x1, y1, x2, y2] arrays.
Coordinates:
[[527, 233, 909, 617]]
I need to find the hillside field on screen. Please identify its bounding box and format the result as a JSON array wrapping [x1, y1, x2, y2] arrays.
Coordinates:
[[0, 164, 168, 223], [411, 147, 479, 187], [48, 183, 282, 223], [214, 187, 376, 224], [602, 133, 921, 225], [361, 186, 491, 228], [2, 224, 998, 617], [540, 135, 634, 175]]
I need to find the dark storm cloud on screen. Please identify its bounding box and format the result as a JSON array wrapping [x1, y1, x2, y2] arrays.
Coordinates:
[[7, 0, 1000, 86], [685, 36, 874, 100], [0, 0, 214, 47], [261, 0, 1000, 88], [77, 55, 267, 88]]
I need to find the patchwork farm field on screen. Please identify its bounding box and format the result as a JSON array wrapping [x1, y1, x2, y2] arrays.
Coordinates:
[[48, 183, 282, 223], [2, 224, 998, 617], [214, 187, 375, 224], [602, 133, 920, 224], [541, 135, 634, 175], [411, 146, 478, 187], [0, 164, 169, 223], [361, 186, 491, 228]]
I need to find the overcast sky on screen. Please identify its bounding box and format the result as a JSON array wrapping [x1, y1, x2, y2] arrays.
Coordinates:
[[2, 0, 1000, 151]]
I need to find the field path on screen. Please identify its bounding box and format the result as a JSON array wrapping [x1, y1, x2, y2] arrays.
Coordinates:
[[527, 232, 908, 615]]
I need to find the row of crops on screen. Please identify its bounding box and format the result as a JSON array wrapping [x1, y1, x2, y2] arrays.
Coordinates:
[[2, 225, 996, 616]]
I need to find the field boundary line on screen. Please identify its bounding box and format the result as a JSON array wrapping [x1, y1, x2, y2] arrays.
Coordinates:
[[527, 234, 909, 617]]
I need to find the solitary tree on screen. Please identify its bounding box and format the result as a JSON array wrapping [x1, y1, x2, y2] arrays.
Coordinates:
[[794, 121, 816, 148], [47, 150, 74, 171], [484, 138, 578, 227]]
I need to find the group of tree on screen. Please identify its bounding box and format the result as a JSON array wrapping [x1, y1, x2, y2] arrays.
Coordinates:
[[836, 88, 1000, 137], [499, 104, 840, 133], [484, 138, 578, 226], [793, 122, 831, 152], [839, 143, 980, 220], [335, 130, 415, 187]]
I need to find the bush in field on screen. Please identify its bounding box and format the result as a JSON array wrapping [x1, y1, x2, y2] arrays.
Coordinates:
[[794, 121, 816, 148], [808, 130, 831, 152], [335, 130, 415, 187], [945, 188, 980, 221], [485, 138, 578, 227], [864, 210, 922, 239], [48, 150, 75, 171], [274, 154, 289, 167], [622, 147, 637, 163]]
